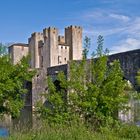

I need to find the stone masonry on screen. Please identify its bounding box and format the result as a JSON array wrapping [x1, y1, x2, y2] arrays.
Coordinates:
[[9, 25, 82, 69]]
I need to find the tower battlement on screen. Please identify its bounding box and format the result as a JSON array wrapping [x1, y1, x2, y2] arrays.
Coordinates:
[[66, 25, 82, 29]]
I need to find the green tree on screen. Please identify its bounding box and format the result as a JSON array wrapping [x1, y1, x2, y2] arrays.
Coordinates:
[[68, 36, 128, 126], [0, 55, 35, 118], [68, 58, 128, 127], [92, 35, 109, 57], [96, 35, 104, 56], [0, 43, 8, 56], [136, 70, 140, 90], [82, 36, 91, 59], [37, 72, 70, 123], [38, 36, 129, 128]]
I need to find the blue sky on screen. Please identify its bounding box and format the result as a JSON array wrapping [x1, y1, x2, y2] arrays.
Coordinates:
[[0, 0, 140, 55]]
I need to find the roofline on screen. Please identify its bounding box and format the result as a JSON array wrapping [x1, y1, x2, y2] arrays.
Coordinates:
[[9, 43, 28, 48]]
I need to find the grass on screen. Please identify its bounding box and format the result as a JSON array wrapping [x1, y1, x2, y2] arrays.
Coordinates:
[[1, 122, 140, 140]]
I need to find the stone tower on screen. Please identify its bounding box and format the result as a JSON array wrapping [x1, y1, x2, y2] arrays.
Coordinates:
[[9, 43, 29, 64], [65, 25, 82, 60], [43, 27, 59, 69], [28, 32, 43, 68]]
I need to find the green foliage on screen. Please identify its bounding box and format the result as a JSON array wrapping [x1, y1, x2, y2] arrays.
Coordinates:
[[135, 70, 140, 91], [83, 36, 91, 59], [68, 57, 128, 127], [7, 122, 140, 140], [0, 55, 35, 118], [0, 43, 8, 56], [99, 122, 140, 140], [38, 55, 128, 128], [37, 72, 70, 123], [7, 122, 100, 140], [38, 35, 129, 128], [97, 35, 104, 56], [92, 35, 109, 57], [67, 35, 128, 126], [118, 124, 140, 139]]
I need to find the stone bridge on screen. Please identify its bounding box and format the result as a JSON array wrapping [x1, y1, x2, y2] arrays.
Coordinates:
[[47, 49, 140, 88], [109, 49, 140, 88]]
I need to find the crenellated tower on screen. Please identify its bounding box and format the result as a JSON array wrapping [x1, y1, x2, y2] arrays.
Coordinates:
[[43, 27, 59, 69], [65, 25, 82, 60], [28, 32, 43, 68]]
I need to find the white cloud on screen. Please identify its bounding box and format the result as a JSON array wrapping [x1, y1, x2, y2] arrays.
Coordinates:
[[109, 17, 140, 54], [124, 17, 140, 36], [82, 9, 130, 23], [109, 13, 130, 22], [110, 38, 140, 54], [62, 8, 140, 54], [84, 26, 126, 37], [80, 9, 140, 54], [81, 10, 132, 37], [83, 10, 105, 19]]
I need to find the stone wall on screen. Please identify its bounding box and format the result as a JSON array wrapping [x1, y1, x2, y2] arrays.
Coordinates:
[[47, 64, 68, 81], [58, 45, 69, 65], [109, 49, 140, 87], [9, 43, 29, 64], [32, 68, 47, 107]]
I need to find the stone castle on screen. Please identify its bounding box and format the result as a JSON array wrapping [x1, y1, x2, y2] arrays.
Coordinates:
[[9, 25, 82, 68], [8, 25, 83, 125], [8, 25, 140, 124]]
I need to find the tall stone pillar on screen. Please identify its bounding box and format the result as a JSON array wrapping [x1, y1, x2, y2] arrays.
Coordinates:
[[43, 27, 58, 69], [65, 25, 82, 60], [29, 32, 43, 68]]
